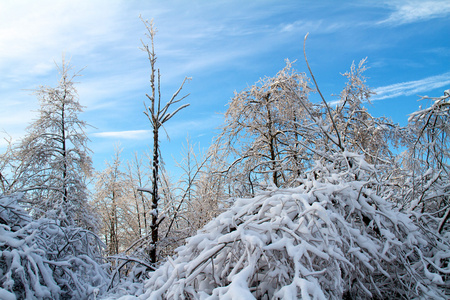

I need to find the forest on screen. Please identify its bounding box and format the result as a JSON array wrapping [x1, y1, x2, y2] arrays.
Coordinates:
[[1, 19, 449, 299]]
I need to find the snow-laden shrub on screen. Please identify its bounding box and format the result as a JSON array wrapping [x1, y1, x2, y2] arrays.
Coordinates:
[[403, 90, 450, 233], [139, 152, 449, 299], [105, 250, 155, 297], [0, 193, 109, 299]]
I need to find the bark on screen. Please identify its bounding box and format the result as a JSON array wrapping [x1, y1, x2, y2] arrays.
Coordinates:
[[150, 127, 159, 263]]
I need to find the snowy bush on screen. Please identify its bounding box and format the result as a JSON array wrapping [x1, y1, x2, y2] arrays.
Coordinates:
[[139, 152, 449, 299], [105, 245, 156, 297], [402, 90, 450, 233], [0, 193, 109, 299]]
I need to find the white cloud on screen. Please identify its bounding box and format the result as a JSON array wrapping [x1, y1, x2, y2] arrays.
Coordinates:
[[92, 130, 151, 140], [0, 0, 138, 93], [327, 72, 450, 106], [91, 114, 222, 141], [77, 69, 149, 111], [280, 20, 322, 33], [373, 72, 450, 100], [2, 0, 447, 169], [378, 0, 450, 25], [279, 19, 346, 34]]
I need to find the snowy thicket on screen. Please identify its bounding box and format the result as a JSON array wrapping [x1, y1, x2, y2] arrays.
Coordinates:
[[120, 63, 449, 299], [0, 193, 109, 299], [95, 57, 448, 298], [138, 151, 449, 299]]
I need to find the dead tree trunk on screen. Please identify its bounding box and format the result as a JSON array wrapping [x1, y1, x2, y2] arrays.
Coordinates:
[[140, 17, 190, 264]]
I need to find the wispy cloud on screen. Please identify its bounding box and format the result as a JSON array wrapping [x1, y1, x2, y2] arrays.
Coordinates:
[[378, 0, 450, 25], [280, 20, 323, 33], [77, 69, 149, 111], [92, 130, 151, 140], [0, 1, 127, 78], [91, 114, 223, 142], [327, 72, 450, 106], [279, 19, 347, 35], [373, 72, 450, 100], [1, 0, 448, 169]]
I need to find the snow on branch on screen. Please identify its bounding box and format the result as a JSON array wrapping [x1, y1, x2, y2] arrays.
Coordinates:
[[0, 193, 109, 299], [140, 153, 449, 299]]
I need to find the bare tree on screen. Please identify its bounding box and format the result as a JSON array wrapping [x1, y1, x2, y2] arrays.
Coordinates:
[[156, 137, 212, 255], [332, 59, 399, 166], [12, 59, 95, 229], [0, 134, 21, 194], [94, 148, 155, 256], [404, 90, 450, 232], [94, 146, 127, 255], [125, 152, 151, 239], [202, 37, 404, 215], [139, 17, 190, 264], [210, 60, 312, 197]]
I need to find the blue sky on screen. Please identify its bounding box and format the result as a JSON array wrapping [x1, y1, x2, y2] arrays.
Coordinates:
[[1, 0, 449, 176]]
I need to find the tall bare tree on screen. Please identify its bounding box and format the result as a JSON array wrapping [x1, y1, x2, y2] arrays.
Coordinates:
[[12, 59, 95, 229], [139, 17, 190, 264]]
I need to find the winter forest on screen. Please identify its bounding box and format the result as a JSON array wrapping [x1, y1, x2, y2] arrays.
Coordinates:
[[1, 17, 450, 300]]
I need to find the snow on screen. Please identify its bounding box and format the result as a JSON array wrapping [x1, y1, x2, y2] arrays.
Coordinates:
[[0, 193, 109, 299], [130, 153, 449, 299], [3, 96, 450, 299], [0, 288, 16, 300], [88, 148, 450, 299]]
